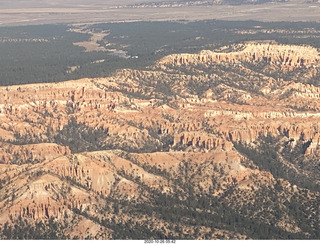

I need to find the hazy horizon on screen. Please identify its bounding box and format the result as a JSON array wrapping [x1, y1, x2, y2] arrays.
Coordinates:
[[0, 0, 319, 27]]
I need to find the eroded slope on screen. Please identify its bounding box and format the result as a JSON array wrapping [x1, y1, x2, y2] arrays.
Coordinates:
[[0, 42, 320, 239]]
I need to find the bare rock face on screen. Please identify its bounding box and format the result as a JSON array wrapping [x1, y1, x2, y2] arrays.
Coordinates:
[[158, 43, 320, 70], [0, 143, 70, 165], [0, 42, 320, 239]]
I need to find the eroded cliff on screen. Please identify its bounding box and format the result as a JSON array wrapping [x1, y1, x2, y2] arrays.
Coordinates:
[[0, 42, 320, 239]]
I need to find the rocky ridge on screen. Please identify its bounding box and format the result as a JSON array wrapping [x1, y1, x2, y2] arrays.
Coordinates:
[[158, 43, 320, 69]]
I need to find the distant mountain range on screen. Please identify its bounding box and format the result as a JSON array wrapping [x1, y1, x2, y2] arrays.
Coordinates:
[[212, 0, 288, 5], [0, 0, 308, 9]]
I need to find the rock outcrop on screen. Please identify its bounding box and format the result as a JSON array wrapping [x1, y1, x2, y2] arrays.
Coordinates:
[[158, 43, 320, 70]]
